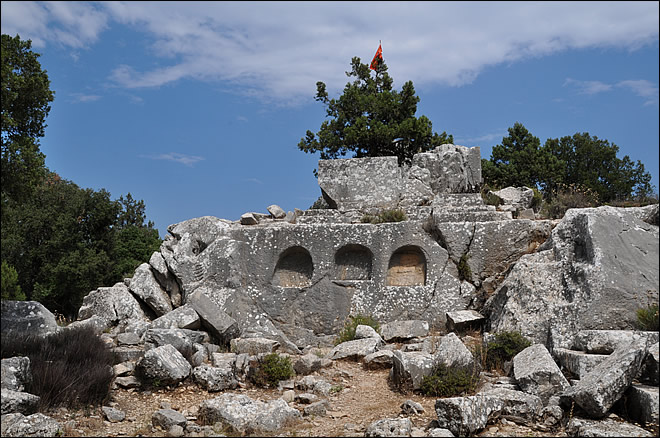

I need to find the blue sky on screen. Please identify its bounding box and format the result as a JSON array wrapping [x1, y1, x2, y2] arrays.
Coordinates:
[[2, 1, 658, 237]]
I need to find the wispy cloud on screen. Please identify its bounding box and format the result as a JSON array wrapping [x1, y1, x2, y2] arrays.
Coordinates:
[[617, 80, 659, 106], [564, 78, 613, 95], [564, 77, 659, 105], [241, 177, 263, 185], [69, 93, 101, 103], [455, 131, 507, 146], [142, 152, 205, 167], [2, 2, 658, 103]]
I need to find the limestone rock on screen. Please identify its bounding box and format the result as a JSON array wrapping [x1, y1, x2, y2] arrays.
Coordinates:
[[1, 412, 61, 437], [434, 332, 475, 371], [188, 290, 239, 346], [624, 383, 659, 426], [1, 357, 31, 392], [445, 310, 484, 333], [152, 408, 187, 430], [1, 300, 59, 337], [136, 344, 192, 386], [363, 350, 395, 370], [390, 350, 435, 391], [267, 204, 287, 219], [129, 263, 173, 317], [1, 388, 40, 415], [102, 406, 125, 423], [150, 304, 200, 330], [513, 344, 570, 404], [329, 338, 381, 361], [293, 353, 332, 375], [566, 417, 654, 437], [491, 186, 535, 211], [486, 207, 659, 346], [230, 337, 280, 355], [78, 282, 146, 329], [192, 365, 238, 392], [380, 320, 429, 342], [240, 212, 259, 225], [198, 393, 301, 434], [435, 395, 502, 437], [364, 417, 413, 437], [560, 338, 649, 418], [149, 251, 182, 308], [574, 330, 659, 354]]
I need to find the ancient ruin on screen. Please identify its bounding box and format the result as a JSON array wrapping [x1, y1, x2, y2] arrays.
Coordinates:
[[2, 144, 658, 437]]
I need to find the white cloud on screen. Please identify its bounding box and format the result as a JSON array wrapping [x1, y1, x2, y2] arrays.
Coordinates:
[[1, 1, 108, 48], [564, 78, 613, 95], [3, 1, 658, 103], [617, 80, 659, 106], [142, 152, 205, 167], [69, 93, 101, 103], [564, 78, 659, 105], [455, 131, 508, 146]]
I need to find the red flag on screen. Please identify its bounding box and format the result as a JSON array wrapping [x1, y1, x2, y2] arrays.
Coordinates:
[[370, 43, 383, 70]]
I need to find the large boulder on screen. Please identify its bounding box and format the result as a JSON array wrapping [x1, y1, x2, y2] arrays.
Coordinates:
[[512, 344, 570, 404], [1, 389, 40, 415], [390, 350, 436, 391], [136, 344, 192, 386], [485, 206, 659, 346], [1, 301, 58, 337], [198, 393, 301, 434], [78, 282, 146, 329], [187, 290, 239, 346], [128, 263, 173, 317], [560, 337, 649, 418]]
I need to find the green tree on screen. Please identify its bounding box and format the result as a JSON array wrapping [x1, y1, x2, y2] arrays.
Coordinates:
[[482, 122, 563, 191], [543, 133, 654, 202], [298, 56, 452, 166], [112, 193, 162, 280], [1, 260, 25, 300], [1, 172, 162, 317], [1, 34, 54, 209]]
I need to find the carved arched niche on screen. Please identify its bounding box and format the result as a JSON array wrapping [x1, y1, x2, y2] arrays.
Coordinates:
[[334, 244, 373, 281], [386, 246, 426, 286], [273, 246, 314, 287]]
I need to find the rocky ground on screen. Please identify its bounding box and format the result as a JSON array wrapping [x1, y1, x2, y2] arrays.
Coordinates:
[[43, 357, 585, 438]]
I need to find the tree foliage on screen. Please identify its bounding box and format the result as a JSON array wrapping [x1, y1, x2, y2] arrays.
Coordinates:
[[298, 56, 453, 166], [543, 132, 654, 202], [481, 122, 563, 191], [1, 34, 54, 207], [482, 122, 655, 203], [1, 172, 162, 316]]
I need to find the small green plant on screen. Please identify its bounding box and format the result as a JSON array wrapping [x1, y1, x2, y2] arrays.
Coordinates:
[[636, 303, 659, 331], [334, 314, 380, 345], [457, 253, 472, 282], [361, 208, 407, 224], [482, 331, 532, 371], [330, 384, 344, 394], [248, 353, 295, 388], [481, 185, 503, 207], [419, 363, 479, 397]]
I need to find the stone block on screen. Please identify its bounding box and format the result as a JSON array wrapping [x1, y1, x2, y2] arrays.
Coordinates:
[[445, 310, 484, 333], [513, 344, 570, 404]]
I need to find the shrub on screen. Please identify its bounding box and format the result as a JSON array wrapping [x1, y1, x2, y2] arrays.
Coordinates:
[[361, 208, 407, 224], [419, 363, 479, 397], [637, 304, 659, 331], [334, 314, 380, 345], [248, 353, 294, 388], [457, 253, 472, 282], [481, 331, 532, 371], [540, 183, 599, 219], [481, 185, 503, 207], [0, 325, 115, 410]]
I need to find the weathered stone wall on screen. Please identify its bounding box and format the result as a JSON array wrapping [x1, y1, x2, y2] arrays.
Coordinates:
[[317, 144, 482, 211]]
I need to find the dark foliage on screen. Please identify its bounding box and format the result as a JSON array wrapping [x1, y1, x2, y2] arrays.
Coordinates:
[[0, 325, 115, 409], [419, 363, 479, 397], [248, 353, 295, 388]]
